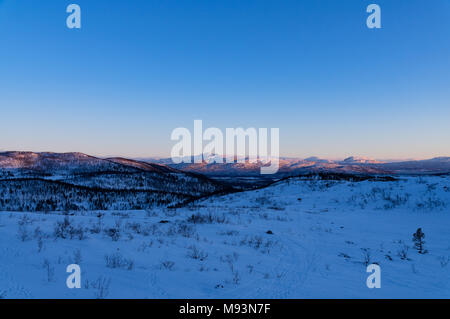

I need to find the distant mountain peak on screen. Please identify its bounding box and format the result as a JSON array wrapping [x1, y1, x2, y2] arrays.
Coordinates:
[[341, 156, 383, 164], [304, 156, 320, 161], [428, 157, 450, 162], [303, 156, 331, 163]]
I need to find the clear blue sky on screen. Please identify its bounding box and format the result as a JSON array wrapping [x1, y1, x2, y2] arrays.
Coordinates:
[[0, 0, 449, 159]]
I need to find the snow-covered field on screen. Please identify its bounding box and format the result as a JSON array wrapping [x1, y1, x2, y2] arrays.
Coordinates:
[[1, 175, 449, 299]]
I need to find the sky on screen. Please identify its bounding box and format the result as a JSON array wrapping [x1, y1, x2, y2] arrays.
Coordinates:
[[0, 0, 449, 159]]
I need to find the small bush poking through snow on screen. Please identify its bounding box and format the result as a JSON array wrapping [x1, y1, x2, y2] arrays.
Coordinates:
[[361, 248, 371, 266], [72, 249, 82, 264], [104, 252, 134, 270], [42, 259, 54, 282], [187, 212, 227, 224], [160, 260, 175, 270], [125, 222, 142, 235], [17, 224, 30, 242], [239, 235, 276, 253], [92, 276, 111, 299], [438, 256, 450, 268], [105, 226, 121, 241], [187, 245, 208, 261], [53, 217, 85, 240], [397, 244, 410, 260], [166, 223, 197, 238], [53, 217, 72, 239]]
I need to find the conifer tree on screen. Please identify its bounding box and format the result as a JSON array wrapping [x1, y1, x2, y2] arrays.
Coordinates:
[[412, 228, 427, 254]]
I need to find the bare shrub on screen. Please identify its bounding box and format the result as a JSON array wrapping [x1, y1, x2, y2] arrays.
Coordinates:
[[361, 248, 371, 266], [240, 235, 275, 253], [37, 235, 44, 253], [416, 197, 446, 210], [17, 224, 30, 242], [142, 224, 161, 236], [34, 227, 44, 253], [187, 245, 208, 261], [187, 212, 227, 224], [90, 217, 102, 234], [382, 192, 410, 209], [438, 256, 450, 268], [167, 223, 197, 238], [232, 270, 240, 285], [160, 260, 175, 270], [218, 230, 239, 236], [338, 252, 351, 259], [18, 214, 32, 226], [146, 210, 158, 217], [246, 264, 254, 273], [105, 226, 121, 242], [53, 217, 71, 239], [69, 224, 86, 240], [255, 196, 275, 206], [53, 217, 84, 240], [105, 252, 134, 270], [268, 205, 285, 211], [397, 243, 409, 260], [33, 226, 43, 239], [221, 253, 240, 285], [92, 276, 111, 299], [125, 222, 142, 235], [42, 259, 54, 282], [73, 249, 82, 264]]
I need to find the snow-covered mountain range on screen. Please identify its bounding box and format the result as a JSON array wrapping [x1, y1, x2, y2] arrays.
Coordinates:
[[3, 151, 449, 179], [1, 151, 449, 211], [143, 155, 450, 176]]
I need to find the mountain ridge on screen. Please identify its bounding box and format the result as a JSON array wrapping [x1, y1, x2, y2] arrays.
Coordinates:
[[0, 151, 231, 211], [2, 151, 450, 177], [143, 154, 450, 176]]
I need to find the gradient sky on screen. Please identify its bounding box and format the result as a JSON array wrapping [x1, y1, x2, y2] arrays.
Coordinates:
[[0, 0, 449, 159]]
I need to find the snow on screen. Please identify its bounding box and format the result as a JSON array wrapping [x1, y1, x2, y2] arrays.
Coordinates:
[[1, 175, 449, 298]]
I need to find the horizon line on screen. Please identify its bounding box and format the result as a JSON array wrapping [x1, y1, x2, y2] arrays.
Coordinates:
[[0, 150, 448, 163]]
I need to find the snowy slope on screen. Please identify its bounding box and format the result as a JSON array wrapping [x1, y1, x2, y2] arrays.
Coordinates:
[[0, 175, 449, 298], [0, 152, 230, 211]]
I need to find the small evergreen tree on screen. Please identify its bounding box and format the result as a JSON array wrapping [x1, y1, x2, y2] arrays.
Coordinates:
[[412, 228, 427, 254]]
